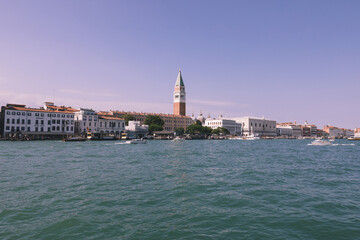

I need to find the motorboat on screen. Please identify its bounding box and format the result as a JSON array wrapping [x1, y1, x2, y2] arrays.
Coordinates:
[[243, 134, 260, 140], [348, 137, 360, 141], [172, 136, 185, 141], [125, 139, 147, 144], [309, 139, 332, 146]]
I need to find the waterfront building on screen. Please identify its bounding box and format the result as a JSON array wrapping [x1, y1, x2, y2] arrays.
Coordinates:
[[232, 117, 276, 137], [98, 115, 125, 135], [173, 69, 186, 116], [111, 111, 193, 132], [125, 121, 149, 138], [323, 125, 348, 138], [204, 117, 241, 135], [74, 108, 98, 134], [354, 128, 360, 138], [276, 122, 302, 138], [1, 102, 76, 139], [301, 122, 318, 137]]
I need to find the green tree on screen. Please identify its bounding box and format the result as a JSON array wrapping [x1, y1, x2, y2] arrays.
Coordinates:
[[195, 120, 202, 126], [212, 127, 230, 135], [148, 124, 163, 133], [122, 114, 135, 126], [202, 126, 213, 135], [175, 127, 185, 136], [144, 115, 165, 127], [186, 124, 203, 134]]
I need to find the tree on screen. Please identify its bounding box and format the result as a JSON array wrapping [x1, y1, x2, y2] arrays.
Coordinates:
[[148, 124, 163, 133], [144, 115, 165, 127], [122, 114, 135, 126], [202, 126, 213, 135], [175, 127, 185, 136], [212, 127, 230, 135], [195, 120, 202, 126]]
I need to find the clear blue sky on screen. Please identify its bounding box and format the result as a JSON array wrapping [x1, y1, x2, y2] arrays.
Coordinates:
[[0, 0, 359, 128]]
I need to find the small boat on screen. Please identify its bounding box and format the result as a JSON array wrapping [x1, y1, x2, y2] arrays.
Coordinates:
[[172, 136, 185, 141], [243, 134, 260, 140], [348, 137, 360, 141], [63, 137, 86, 142], [125, 139, 147, 144], [329, 139, 335, 142], [309, 139, 332, 146]]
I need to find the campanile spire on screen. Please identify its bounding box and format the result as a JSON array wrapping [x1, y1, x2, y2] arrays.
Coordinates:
[[173, 69, 186, 116]]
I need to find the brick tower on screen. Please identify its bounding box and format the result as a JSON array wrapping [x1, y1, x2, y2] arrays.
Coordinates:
[[173, 69, 186, 116]]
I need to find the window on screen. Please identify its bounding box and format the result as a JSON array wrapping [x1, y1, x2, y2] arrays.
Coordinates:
[[22, 119, 25, 124], [48, 114, 51, 117], [6, 111, 10, 115], [62, 127, 64, 131], [6, 119, 9, 124], [62, 115, 65, 118], [12, 112, 15, 115], [52, 126, 55, 131], [94, 122, 96, 127], [56, 126, 60, 131], [27, 113, 32, 116], [84, 116, 87, 121], [94, 117, 97, 121], [57, 120, 60, 124], [57, 114, 60, 117], [41, 113, 44, 117], [22, 112, 25, 116], [11, 127, 15, 131], [48, 127, 51, 132], [35, 113, 39, 116], [52, 120, 55, 124], [41, 120, 44, 125], [35, 127, 38, 132], [48, 120, 51, 125], [71, 126, 73, 131], [52, 114, 56, 117], [12, 119, 15, 124], [27, 127, 30, 131], [89, 117, 92, 121], [62, 120, 65, 124], [41, 127, 43, 132], [118, 122, 120, 127], [83, 122, 86, 126], [6, 126, 9, 130], [105, 122, 107, 127], [67, 115, 69, 118], [100, 122, 102, 127], [66, 127, 69, 131], [28, 120, 31, 124], [17, 112, 20, 115], [89, 122, 91, 127], [35, 120, 38, 124], [71, 120, 73, 124]]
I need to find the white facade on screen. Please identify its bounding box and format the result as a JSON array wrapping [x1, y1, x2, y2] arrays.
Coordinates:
[[2, 104, 75, 137], [276, 123, 302, 138], [233, 117, 276, 137], [204, 118, 241, 135], [75, 108, 98, 133], [98, 116, 125, 134]]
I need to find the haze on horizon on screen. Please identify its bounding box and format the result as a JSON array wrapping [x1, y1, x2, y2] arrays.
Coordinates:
[[0, 0, 359, 129]]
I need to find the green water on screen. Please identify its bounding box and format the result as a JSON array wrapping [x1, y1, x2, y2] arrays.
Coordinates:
[[0, 140, 359, 239]]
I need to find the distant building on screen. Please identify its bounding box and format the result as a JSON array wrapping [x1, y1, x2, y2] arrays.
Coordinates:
[[1, 102, 76, 139], [125, 121, 148, 138], [232, 117, 276, 137], [354, 128, 360, 138], [98, 115, 125, 135], [276, 122, 302, 138], [322, 125, 353, 138], [74, 108, 98, 134], [204, 117, 241, 135]]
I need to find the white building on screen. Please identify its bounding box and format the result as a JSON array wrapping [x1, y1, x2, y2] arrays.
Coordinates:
[[74, 108, 98, 134], [125, 121, 149, 138], [1, 103, 76, 139], [276, 122, 302, 138], [98, 115, 125, 134], [204, 117, 241, 135], [232, 117, 276, 137]]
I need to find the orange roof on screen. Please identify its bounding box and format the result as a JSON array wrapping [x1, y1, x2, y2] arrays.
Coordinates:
[[98, 116, 124, 121], [5, 106, 76, 114]]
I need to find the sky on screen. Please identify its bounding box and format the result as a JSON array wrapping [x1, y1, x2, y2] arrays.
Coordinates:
[[0, 0, 359, 128]]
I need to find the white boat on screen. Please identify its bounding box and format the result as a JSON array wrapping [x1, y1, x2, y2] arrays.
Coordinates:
[[243, 134, 260, 140], [309, 140, 332, 146], [172, 136, 185, 141], [126, 139, 147, 144]]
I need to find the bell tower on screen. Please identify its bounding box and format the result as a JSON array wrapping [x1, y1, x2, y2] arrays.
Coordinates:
[[173, 69, 186, 116]]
